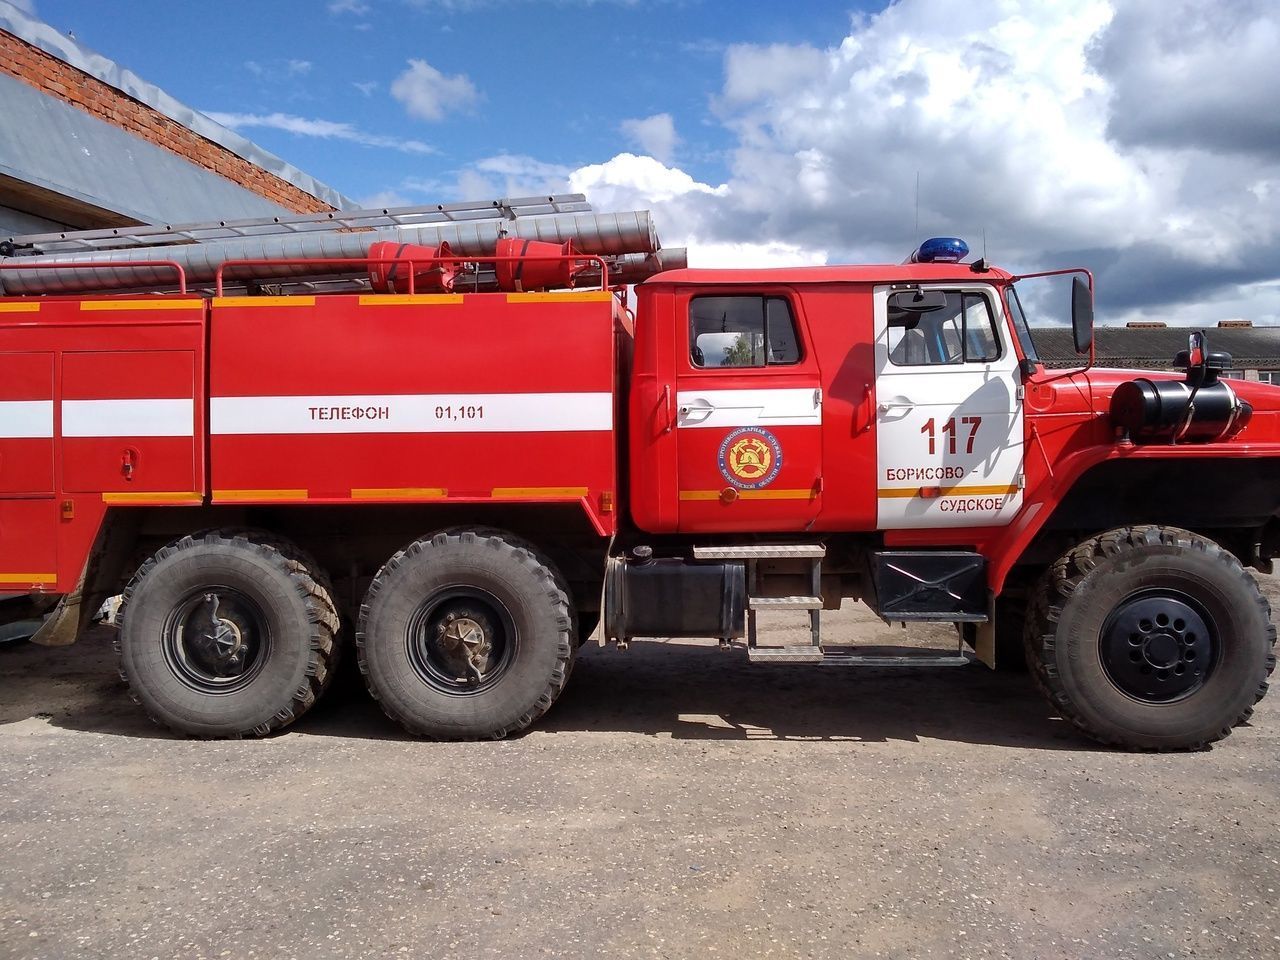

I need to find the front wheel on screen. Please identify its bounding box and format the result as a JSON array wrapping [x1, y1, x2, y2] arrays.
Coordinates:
[[1026, 525, 1276, 749]]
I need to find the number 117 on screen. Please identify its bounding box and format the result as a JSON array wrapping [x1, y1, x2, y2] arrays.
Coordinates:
[[921, 416, 982, 455]]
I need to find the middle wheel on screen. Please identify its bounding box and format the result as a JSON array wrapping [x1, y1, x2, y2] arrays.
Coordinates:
[[357, 529, 576, 738]]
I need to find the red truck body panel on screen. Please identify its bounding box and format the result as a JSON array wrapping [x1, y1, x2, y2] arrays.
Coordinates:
[[0, 297, 206, 593], [0, 290, 623, 592]]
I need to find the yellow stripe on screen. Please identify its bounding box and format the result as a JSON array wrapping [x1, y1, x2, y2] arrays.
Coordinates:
[[0, 302, 40, 313], [0, 573, 57, 584], [491, 486, 590, 498], [350, 487, 448, 500], [504, 291, 614, 303], [213, 296, 316, 308], [213, 488, 309, 501], [79, 300, 202, 311], [102, 491, 202, 504], [679, 488, 815, 501], [357, 294, 464, 306], [877, 484, 1020, 499]]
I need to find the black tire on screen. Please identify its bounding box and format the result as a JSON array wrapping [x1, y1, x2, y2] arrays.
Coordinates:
[[188, 526, 345, 695], [1026, 525, 1276, 749], [577, 610, 600, 646], [357, 529, 575, 739], [116, 532, 340, 737], [994, 584, 1029, 671]]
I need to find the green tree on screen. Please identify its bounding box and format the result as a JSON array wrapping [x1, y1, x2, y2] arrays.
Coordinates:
[[720, 332, 761, 367]]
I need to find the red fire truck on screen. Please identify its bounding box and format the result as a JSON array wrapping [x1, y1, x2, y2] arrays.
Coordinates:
[[0, 197, 1275, 749]]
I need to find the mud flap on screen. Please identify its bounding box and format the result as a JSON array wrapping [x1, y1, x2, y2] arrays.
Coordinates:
[[973, 620, 996, 669], [30, 569, 88, 647], [30, 591, 81, 647]]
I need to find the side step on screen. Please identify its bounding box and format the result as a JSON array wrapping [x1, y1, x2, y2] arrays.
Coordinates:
[[747, 646, 971, 666], [694, 544, 826, 560], [749, 596, 822, 609]]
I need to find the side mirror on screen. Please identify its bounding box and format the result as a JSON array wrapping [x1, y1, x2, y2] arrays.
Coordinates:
[[1071, 275, 1093, 355]]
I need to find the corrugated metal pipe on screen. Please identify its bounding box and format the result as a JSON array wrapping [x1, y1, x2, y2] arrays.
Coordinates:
[[0, 211, 660, 295]]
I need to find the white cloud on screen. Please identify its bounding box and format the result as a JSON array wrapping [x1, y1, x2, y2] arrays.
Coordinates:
[[286, 59, 312, 75], [353, 81, 378, 97], [390, 59, 480, 122], [687, 240, 829, 270], [356, 189, 414, 209], [1091, 0, 1280, 158], [452, 154, 572, 199], [543, 0, 1280, 322], [620, 113, 679, 164], [203, 111, 435, 155], [327, 0, 369, 13], [8, 0, 36, 14], [722, 43, 826, 105]]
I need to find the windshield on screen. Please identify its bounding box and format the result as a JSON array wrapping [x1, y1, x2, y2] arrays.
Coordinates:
[[1003, 284, 1039, 361]]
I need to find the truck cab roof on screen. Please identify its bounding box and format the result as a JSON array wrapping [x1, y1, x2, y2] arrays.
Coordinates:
[[642, 263, 1015, 287]]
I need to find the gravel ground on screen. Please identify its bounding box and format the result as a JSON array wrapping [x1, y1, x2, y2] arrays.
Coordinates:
[[0, 589, 1276, 960]]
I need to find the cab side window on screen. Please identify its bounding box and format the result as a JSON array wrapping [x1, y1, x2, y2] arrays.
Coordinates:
[[887, 290, 1000, 366], [690, 296, 801, 368]]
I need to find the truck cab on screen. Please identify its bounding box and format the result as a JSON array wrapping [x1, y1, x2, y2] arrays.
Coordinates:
[[629, 259, 1029, 537]]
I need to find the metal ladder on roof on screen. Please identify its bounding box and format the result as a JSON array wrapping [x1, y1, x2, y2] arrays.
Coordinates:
[[1, 194, 593, 256]]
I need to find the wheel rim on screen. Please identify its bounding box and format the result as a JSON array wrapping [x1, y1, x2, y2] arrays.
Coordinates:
[[405, 587, 518, 696], [1100, 589, 1219, 703], [162, 587, 272, 694]]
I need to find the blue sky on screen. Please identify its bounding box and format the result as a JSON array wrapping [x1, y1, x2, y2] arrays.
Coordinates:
[[21, 1, 1280, 326]]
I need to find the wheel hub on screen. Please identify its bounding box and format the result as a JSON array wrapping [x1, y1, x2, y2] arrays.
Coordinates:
[[163, 588, 270, 693], [406, 590, 517, 696], [1100, 592, 1216, 703], [439, 614, 492, 682]]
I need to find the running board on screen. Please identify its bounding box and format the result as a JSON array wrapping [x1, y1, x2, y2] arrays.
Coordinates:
[[749, 596, 822, 609], [694, 544, 825, 560], [747, 646, 971, 666]]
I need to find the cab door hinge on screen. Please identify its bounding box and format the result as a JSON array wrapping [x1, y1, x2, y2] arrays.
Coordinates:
[[1015, 384, 1025, 402]]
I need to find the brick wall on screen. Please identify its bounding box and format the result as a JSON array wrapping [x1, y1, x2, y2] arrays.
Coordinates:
[[0, 30, 334, 215]]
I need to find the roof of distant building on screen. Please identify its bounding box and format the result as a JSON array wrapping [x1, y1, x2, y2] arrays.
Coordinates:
[[1032, 326, 1280, 370]]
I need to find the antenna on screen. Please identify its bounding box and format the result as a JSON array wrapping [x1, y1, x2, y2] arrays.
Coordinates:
[[982, 227, 987, 260], [914, 171, 920, 242]]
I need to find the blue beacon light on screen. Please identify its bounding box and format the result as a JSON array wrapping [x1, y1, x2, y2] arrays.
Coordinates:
[[911, 237, 969, 263]]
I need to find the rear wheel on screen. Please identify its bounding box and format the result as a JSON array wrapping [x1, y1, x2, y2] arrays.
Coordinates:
[[1026, 525, 1276, 749], [117, 532, 339, 737], [357, 529, 575, 739]]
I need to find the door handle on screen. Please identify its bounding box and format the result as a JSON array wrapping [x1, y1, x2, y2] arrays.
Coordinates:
[[661, 385, 675, 434], [677, 397, 715, 425], [878, 398, 914, 413]]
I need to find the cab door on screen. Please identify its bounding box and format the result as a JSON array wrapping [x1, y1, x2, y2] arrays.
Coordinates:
[[873, 285, 1023, 528], [675, 291, 822, 532]]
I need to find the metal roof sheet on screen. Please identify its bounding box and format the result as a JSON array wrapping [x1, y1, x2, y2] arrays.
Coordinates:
[[0, 0, 354, 211], [1032, 326, 1280, 369]]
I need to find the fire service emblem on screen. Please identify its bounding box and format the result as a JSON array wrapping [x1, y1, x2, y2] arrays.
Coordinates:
[[718, 427, 783, 489]]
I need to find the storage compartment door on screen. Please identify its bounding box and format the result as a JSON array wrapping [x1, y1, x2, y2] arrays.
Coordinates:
[[0, 352, 54, 495], [61, 351, 198, 496]]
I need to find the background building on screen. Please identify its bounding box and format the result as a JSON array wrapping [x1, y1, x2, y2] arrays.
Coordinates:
[[0, 1, 351, 238], [1033, 321, 1280, 383]]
